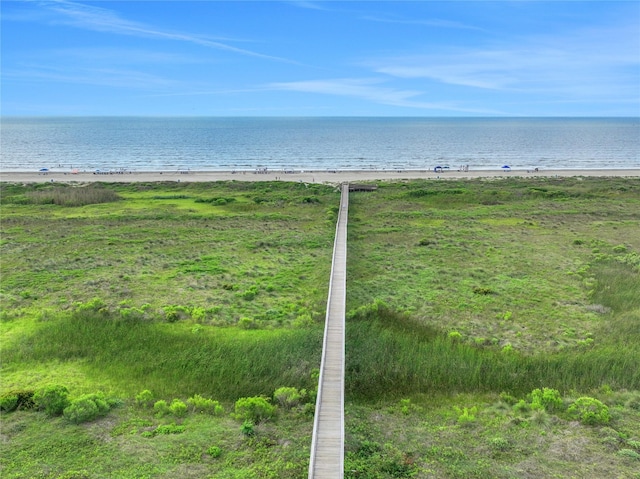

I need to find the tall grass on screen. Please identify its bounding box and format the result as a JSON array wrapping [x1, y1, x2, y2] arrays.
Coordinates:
[[26, 185, 121, 206], [2, 310, 323, 399], [346, 258, 640, 400]]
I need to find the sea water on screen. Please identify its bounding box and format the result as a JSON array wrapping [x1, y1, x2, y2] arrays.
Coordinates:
[[1, 117, 638, 172]]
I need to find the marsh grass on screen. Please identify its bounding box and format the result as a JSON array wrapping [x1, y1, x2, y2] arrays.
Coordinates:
[[25, 184, 121, 206], [2, 307, 323, 399], [1, 181, 337, 329], [346, 177, 640, 399]]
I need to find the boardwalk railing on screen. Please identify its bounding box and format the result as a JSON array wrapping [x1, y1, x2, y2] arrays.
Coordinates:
[[308, 183, 348, 479]]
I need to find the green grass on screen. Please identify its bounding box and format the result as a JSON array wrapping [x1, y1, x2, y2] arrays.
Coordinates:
[[1, 310, 322, 399], [1, 177, 639, 478]]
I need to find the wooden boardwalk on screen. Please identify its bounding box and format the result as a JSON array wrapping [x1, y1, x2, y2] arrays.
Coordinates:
[[308, 183, 348, 479]]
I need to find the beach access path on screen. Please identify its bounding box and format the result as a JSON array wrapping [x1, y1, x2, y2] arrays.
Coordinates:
[[308, 183, 348, 479]]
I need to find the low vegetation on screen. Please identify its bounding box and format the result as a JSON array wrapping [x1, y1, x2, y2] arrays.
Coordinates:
[[1, 177, 639, 478]]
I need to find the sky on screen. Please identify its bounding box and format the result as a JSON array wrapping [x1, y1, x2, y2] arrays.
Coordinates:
[[1, 0, 639, 116]]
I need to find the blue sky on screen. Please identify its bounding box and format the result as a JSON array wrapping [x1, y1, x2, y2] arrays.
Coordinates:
[[1, 1, 639, 116]]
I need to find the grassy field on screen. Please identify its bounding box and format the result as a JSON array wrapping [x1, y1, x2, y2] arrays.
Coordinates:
[[1, 177, 639, 478]]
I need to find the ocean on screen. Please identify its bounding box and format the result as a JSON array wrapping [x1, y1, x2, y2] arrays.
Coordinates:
[[1, 117, 638, 173]]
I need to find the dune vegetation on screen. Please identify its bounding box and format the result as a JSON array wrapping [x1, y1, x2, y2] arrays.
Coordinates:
[[1, 177, 639, 478]]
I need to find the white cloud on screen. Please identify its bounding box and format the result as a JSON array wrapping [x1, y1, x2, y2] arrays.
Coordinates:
[[367, 23, 640, 100], [362, 14, 485, 32], [4, 63, 179, 89], [33, 0, 296, 63], [267, 78, 502, 113]]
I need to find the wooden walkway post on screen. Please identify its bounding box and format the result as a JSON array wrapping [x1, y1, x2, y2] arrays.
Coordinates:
[[308, 183, 348, 479]]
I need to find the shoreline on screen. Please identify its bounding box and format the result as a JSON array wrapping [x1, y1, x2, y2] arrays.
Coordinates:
[[1, 168, 639, 184]]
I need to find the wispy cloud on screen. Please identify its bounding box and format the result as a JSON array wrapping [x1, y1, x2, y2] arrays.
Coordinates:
[[267, 78, 502, 113], [362, 14, 484, 32], [30, 0, 297, 63], [368, 23, 640, 99], [4, 63, 179, 89], [285, 1, 329, 11]]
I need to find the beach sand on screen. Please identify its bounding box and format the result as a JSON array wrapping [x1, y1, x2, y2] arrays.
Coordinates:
[[1, 168, 639, 185]]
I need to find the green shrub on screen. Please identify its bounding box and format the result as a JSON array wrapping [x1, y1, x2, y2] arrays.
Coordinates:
[[238, 316, 256, 329], [153, 400, 170, 418], [169, 399, 188, 417], [454, 406, 477, 426], [135, 389, 154, 408], [273, 387, 303, 409], [34, 385, 70, 416], [448, 331, 462, 342], [0, 394, 19, 413], [293, 313, 314, 328], [154, 424, 185, 435], [10, 390, 36, 411], [187, 394, 224, 415], [399, 398, 412, 415], [83, 393, 111, 414], [64, 397, 98, 424], [239, 287, 258, 301], [73, 297, 107, 314], [233, 396, 275, 424], [240, 420, 255, 436], [207, 445, 223, 458], [567, 397, 610, 425], [63, 393, 112, 424], [512, 399, 530, 414], [529, 387, 564, 412], [499, 391, 518, 406], [488, 437, 511, 452]]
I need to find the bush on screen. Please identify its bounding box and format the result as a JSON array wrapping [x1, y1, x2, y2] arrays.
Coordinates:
[[135, 390, 154, 408], [207, 445, 222, 458], [34, 385, 70, 416], [64, 398, 99, 424], [153, 400, 170, 418], [83, 393, 111, 415], [273, 387, 303, 409], [233, 396, 276, 424], [154, 424, 185, 435], [187, 394, 224, 415], [63, 393, 112, 424], [1, 390, 36, 411], [169, 399, 188, 417], [448, 331, 463, 342], [454, 406, 478, 426], [0, 394, 18, 413], [237, 316, 254, 329], [240, 420, 255, 436], [529, 387, 564, 413], [567, 397, 610, 425]]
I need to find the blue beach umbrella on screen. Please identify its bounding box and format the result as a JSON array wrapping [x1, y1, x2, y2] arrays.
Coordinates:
[[501, 165, 511, 171], [39, 168, 49, 172]]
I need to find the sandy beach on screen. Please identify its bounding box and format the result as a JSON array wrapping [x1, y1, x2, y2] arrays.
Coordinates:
[[2, 168, 639, 185]]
